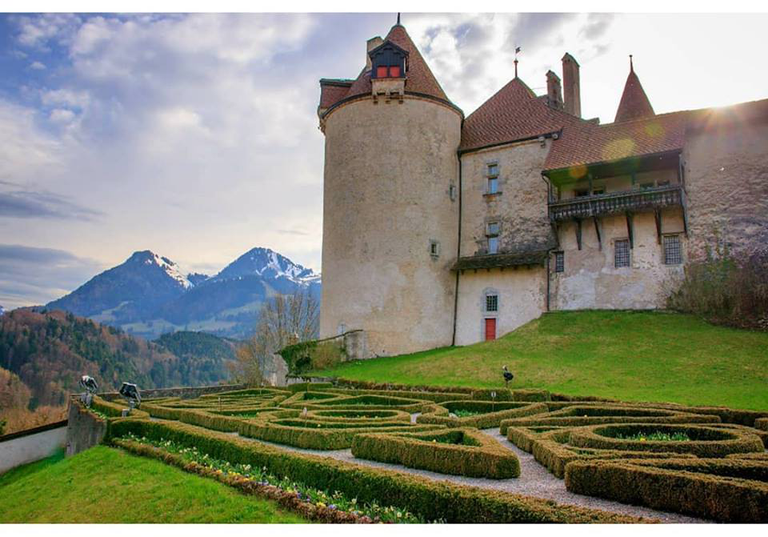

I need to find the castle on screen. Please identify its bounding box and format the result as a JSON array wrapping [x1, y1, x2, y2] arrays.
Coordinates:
[[317, 22, 768, 358]]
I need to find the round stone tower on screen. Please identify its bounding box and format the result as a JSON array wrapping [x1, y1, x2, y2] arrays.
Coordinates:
[[317, 24, 463, 357]]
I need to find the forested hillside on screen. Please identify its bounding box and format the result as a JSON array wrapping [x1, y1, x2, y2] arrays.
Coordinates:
[[0, 309, 234, 409]]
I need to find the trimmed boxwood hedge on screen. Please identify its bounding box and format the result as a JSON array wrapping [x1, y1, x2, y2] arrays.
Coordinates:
[[91, 396, 149, 420], [564, 458, 768, 522], [568, 423, 764, 458], [107, 418, 645, 523], [418, 401, 548, 429], [510, 427, 696, 479], [755, 417, 768, 431], [351, 427, 520, 479], [239, 419, 444, 450], [500, 405, 721, 432]]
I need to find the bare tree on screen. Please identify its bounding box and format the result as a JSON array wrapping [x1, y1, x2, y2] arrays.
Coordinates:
[[231, 290, 319, 385]]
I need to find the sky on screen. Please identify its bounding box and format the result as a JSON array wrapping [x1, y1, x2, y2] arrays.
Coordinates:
[[1, 11, 767, 309]]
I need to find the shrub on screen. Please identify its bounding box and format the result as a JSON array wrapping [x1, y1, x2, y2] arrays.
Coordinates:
[[239, 419, 442, 450], [417, 402, 548, 429], [500, 404, 721, 432], [107, 418, 644, 523], [565, 458, 768, 522], [756, 418, 768, 431], [352, 428, 520, 479], [568, 424, 764, 458], [667, 247, 768, 330]]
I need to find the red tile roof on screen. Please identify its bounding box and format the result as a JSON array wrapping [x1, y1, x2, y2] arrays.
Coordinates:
[[319, 79, 353, 110], [614, 66, 655, 122], [460, 77, 585, 152], [544, 110, 690, 172], [318, 24, 455, 117]]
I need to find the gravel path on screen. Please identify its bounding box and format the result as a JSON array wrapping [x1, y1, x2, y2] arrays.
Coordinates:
[[225, 425, 705, 523]]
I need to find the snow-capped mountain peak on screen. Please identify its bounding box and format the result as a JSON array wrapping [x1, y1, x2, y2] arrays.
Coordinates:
[[130, 250, 193, 289], [212, 247, 319, 285]]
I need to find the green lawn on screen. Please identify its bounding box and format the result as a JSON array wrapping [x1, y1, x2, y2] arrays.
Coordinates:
[[0, 446, 306, 523], [313, 311, 768, 410]]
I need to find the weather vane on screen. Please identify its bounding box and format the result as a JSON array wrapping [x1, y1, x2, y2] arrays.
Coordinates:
[[514, 45, 521, 78]]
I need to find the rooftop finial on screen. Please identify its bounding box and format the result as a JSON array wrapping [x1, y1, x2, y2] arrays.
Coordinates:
[[397, 12, 401, 26], [514, 45, 521, 78], [629, 54, 634, 72]]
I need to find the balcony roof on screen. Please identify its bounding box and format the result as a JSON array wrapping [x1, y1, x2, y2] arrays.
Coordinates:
[[452, 250, 549, 271]]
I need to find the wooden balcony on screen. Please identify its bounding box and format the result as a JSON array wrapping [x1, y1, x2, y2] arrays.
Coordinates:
[[549, 184, 684, 222]]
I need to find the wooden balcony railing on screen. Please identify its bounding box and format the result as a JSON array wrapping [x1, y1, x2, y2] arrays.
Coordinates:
[[549, 184, 684, 222]]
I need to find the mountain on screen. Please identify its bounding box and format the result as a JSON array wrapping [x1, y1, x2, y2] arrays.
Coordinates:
[[46, 250, 193, 324], [45, 247, 321, 340], [0, 309, 235, 408]]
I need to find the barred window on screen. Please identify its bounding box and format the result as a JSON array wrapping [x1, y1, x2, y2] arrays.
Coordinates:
[[663, 234, 682, 265], [554, 251, 564, 273], [486, 294, 498, 312], [615, 239, 631, 268]]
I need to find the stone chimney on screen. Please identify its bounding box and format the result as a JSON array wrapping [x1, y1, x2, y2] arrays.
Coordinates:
[[366, 36, 383, 70], [546, 70, 563, 110], [562, 53, 581, 118]]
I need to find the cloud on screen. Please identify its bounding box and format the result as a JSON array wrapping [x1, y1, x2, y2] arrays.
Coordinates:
[[0, 244, 104, 309], [579, 14, 616, 41], [29, 60, 46, 70], [0, 182, 102, 220]]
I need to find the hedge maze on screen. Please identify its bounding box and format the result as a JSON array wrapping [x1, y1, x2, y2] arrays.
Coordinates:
[[95, 382, 768, 523]]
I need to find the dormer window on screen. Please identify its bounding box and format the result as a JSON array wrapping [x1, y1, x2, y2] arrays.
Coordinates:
[[370, 41, 408, 79]]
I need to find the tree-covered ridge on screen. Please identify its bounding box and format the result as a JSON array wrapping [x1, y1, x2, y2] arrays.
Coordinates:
[[0, 309, 232, 408]]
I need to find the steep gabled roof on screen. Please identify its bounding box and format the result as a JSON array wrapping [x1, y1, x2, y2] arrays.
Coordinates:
[[615, 60, 655, 122], [460, 77, 585, 152]]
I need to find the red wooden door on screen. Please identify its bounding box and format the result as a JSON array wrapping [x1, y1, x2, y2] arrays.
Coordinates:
[[484, 318, 496, 341]]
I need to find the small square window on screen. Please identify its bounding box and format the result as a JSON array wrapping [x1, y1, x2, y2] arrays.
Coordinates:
[[554, 251, 564, 273], [486, 294, 498, 312], [592, 188, 605, 196], [574, 189, 589, 197], [487, 163, 499, 177], [487, 222, 500, 236], [429, 240, 440, 258], [376, 66, 388, 78], [389, 65, 401, 77], [487, 177, 498, 194], [615, 239, 631, 268], [663, 235, 682, 265], [449, 184, 457, 201]]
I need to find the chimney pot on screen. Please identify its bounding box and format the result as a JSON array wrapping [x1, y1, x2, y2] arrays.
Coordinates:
[[546, 70, 563, 110], [366, 36, 383, 70], [562, 53, 582, 118]]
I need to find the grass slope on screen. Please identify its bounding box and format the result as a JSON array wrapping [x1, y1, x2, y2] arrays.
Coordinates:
[[314, 311, 768, 410], [0, 447, 305, 523]]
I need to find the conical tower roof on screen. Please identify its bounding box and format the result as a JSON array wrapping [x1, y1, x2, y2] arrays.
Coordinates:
[[341, 24, 454, 106], [615, 57, 655, 122]]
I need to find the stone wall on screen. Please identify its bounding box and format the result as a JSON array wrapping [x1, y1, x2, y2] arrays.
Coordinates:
[[0, 421, 67, 474], [551, 209, 686, 310], [65, 399, 108, 457], [683, 120, 768, 260], [319, 95, 462, 357], [100, 383, 246, 402], [455, 266, 546, 345], [460, 139, 555, 257]]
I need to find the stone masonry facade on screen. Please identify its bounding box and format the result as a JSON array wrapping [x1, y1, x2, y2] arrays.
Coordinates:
[[317, 22, 768, 356]]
